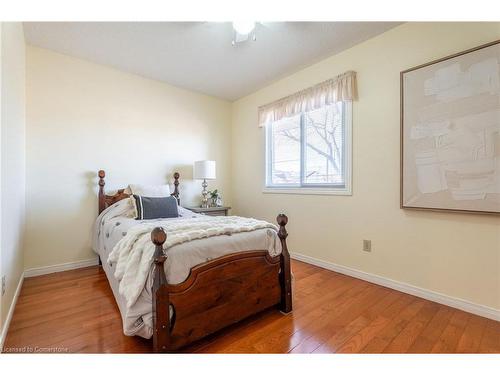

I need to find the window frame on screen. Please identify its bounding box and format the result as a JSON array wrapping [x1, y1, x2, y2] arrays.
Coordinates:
[[263, 101, 352, 196]]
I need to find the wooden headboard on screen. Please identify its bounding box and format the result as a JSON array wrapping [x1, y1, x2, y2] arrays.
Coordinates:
[[97, 170, 180, 215]]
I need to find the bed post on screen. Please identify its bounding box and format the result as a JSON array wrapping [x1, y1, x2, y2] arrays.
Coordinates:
[[277, 214, 292, 313], [98, 170, 106, 215], [151, 227, 170, 353], [171, 172, 180, 205], [97, 170, 107, 266]]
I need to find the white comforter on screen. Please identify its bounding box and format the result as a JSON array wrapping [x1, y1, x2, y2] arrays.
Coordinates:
[[91, 199, 282, 338], [108, 215, 280, 309]]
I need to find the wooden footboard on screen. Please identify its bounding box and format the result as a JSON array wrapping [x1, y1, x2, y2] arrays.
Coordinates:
[[151, 214, 292, 353]]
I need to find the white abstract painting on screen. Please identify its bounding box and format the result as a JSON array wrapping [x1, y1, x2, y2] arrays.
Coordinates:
[[401, 41, 500, 214]]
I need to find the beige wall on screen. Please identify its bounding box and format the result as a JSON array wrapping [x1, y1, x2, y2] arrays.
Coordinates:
[[25, 46, 232, 269], [1, 23, 26, 332], [231, 22, 500, 310]]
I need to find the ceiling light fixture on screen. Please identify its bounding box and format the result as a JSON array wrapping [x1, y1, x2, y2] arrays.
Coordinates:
[[232, 21, 256, 35], [231, 21, 257, 46]]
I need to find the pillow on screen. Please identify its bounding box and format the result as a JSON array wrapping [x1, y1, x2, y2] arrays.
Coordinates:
[[132, 195, 179, 220], [129, 184, 171, 197]]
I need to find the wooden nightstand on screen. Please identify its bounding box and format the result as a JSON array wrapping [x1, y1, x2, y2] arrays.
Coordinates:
[[186, 206, 231, 216]]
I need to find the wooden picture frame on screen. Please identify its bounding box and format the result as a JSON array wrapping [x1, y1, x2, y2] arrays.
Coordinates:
[[400, 40, 500, 215]]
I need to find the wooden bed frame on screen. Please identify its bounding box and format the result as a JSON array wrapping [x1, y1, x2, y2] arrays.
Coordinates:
[[97, 170, 292, 352]]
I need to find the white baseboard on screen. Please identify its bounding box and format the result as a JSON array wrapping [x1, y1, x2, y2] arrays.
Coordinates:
[[24, 258, 99, 278], [0, 272, 24, 351], [291, 252, 500, 322]]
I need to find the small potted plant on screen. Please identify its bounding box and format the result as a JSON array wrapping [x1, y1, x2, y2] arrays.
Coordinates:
[[208, 189, 222, 207]]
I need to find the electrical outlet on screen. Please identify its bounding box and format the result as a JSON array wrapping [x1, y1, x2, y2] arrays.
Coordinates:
[[1, 276, 6, 296], [363, 240, 372, 252]]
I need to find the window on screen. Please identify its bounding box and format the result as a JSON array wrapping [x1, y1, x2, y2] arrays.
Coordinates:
[[265, 101, 352, 195]]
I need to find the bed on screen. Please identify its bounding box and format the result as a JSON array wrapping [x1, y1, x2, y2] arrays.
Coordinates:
[[93, 170, 292, 352]]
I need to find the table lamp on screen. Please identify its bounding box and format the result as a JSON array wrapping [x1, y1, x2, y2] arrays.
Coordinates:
[[193, 160, 216, 208]]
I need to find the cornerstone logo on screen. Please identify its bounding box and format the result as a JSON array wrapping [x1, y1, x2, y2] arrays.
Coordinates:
[[4, 346, 69, 353]]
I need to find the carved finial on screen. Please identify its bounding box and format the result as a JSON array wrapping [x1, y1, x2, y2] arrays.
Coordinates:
[[152, 227, 167, 265], [98, 170, 105, 186], [98, 170, 106, 214], [172, 172, 180, 205], [151, 227, 167, 246], [277, 214, 288, 240], [277, 214, 288, 226]]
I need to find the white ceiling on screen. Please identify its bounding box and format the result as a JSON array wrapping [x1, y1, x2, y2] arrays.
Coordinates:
[[24, 22, 400, 101]]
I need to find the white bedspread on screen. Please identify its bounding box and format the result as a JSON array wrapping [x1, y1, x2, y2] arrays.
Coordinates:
[[91, 199, 282, 338], [108, 215, 280, 309]]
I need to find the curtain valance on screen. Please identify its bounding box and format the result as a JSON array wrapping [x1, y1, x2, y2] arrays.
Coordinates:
[[257, 71, 357, 127]]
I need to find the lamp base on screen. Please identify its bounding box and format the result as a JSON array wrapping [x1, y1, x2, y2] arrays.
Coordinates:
[[201, 179, 209, 208]]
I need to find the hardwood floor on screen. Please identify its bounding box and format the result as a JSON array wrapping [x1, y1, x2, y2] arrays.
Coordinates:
[[3, 260, 499, 353]]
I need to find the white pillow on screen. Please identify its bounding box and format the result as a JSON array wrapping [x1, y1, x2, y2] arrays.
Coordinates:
[[128, 184, 171, 197]]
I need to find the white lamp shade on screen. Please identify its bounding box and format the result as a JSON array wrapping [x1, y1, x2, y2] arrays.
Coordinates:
[[193, 160, 216, 180]]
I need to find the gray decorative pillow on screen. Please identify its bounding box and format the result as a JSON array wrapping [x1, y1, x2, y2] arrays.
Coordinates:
[[132, 195, 179, 220]]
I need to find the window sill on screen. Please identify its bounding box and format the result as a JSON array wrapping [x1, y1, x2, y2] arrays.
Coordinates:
[[262, 187, 352, 196]]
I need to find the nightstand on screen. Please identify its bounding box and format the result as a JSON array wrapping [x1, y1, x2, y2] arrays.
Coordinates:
[[186, 206, 231, 216]]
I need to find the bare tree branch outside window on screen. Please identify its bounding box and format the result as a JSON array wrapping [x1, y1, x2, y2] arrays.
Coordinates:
[[274, 104, 343, 185]]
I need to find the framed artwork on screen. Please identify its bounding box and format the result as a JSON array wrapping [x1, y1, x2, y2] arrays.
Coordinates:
[[401, 40, 500, 215]]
